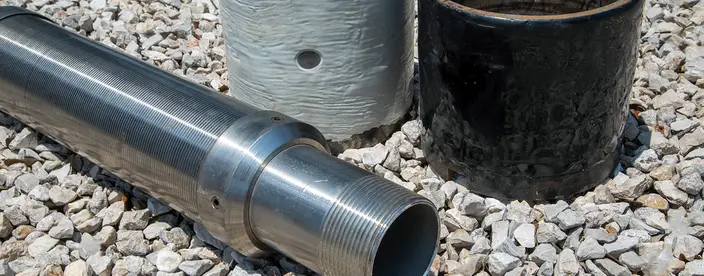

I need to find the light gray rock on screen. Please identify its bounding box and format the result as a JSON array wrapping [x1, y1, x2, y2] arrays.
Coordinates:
[[679, 127, 704, 155], [160, 227, 190, 250], [87, 253, 113, 276], [361, 144, 388, 166], [94, 226, 116, 248], [673, 234, 704, 261], [585, 260, 607, 276], [487, 252, 521, 276], [583, 228, 616, 243], [634, 207, 669, 231], [594, 258, 630, 276], [555, 249, 579, 276], [537, 261, 553, 276], [116, 236, 150, 256], [603, 236, 640, 256], [156, 249, 183, 272], [88, 189, 108, 215], [79, 233, 102, 260], [543, 200, 569, 223], [100, 201, 124, 227], [536, 222, 567, 243], [619, 229, 651, 244], [119, 209, 150, 230], [28, 185, 50, 202], [9, 128, 37, 150], [677, 173, 704, 195], [608, 174, 652, 200], [64, 260, 90, 276], [447, 229, 473, 248], [655, 180, 689, 205], [444, 209, 478, 232], [529, 244, 557, 265], [49, 163, 71, 182], [633, 149, 661, 172], [15, 174, 39, 194], [562, 227, 583, 252], [491, 220, 509, 249], [179, 259, 214, 276], [401, 120, 422, 146], [576, 236, 606, 261], [452, 192, 486, 216], [144, 222, 172, 240], [505, 201, 536, 223], [556, 209, 586, 230], [513, 223, 535, 248], [27, 235, 58, 257], [48, 186, 77, 206], [203, 263, 229, 276], [681, 260, 704, 276], [618, 251, 644, 272]]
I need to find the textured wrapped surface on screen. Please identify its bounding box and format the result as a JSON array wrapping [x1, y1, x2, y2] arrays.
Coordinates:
[[222, 0, 415, 141]]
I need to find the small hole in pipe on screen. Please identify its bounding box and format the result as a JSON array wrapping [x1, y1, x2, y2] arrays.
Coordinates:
[[296, 50, 322, 70], [211, 197, 220, 209], [271, 116, 283, 122]]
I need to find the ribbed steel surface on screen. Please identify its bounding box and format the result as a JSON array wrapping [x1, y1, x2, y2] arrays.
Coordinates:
[[0, 10, 258, 217]]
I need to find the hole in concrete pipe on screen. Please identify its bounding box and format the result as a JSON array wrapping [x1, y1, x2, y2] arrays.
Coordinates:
[[453, 0, 617, 15], [296, 50, 322, 70], [372, 204, 439, 276]]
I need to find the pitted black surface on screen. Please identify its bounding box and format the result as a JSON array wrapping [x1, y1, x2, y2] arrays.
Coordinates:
[[418, 0, 644, 199]]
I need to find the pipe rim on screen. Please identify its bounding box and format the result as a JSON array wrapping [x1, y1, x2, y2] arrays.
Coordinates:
[[437, 0, 637, 21], [369, 198, 440, 276]]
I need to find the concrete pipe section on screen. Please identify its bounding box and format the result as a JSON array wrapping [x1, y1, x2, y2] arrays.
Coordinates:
[[0, 7, 439, 276], [418, 0, 644, 200]]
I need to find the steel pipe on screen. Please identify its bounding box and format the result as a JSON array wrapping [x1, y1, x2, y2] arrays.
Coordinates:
[[0, 7, 439, 276], [418, 0, 643, 200]]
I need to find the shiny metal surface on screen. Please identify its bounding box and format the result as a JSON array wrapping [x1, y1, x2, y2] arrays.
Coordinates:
[[0, 7, 440, 276], [251, 145, 439, 275]]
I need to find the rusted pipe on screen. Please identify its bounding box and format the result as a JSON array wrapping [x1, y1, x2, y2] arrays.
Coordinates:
[[418, 0, 644, 200]]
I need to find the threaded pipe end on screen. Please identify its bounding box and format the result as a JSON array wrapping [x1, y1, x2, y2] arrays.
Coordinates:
[[319, 175, 440, 276]]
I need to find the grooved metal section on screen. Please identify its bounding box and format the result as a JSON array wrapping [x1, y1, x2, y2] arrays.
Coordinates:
[[318, 175, 429, 276], [0, 14, 259, 217]]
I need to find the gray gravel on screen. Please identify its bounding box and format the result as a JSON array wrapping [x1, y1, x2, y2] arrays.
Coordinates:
[[0, 0, 700, 275]]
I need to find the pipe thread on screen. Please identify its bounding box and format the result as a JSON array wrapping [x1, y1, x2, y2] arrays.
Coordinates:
[[319, 175, 431, 276]]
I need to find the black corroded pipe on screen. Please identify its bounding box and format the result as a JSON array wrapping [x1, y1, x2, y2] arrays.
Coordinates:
[[418, 0, 644, 200]]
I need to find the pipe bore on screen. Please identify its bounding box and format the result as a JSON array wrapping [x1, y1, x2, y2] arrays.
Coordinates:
[[0, 6, 440, 276], [418, 0, 643, 200]]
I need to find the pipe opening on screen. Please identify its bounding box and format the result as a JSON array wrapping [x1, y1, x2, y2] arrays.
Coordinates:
[[453, 0, 616, 15], [372, 204, 439, 276], [296, 50, 322, 70]]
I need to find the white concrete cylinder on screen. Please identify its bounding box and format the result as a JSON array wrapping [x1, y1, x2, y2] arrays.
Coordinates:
[[222, 0, 415, 142]]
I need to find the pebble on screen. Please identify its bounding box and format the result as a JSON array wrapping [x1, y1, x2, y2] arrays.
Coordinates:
[[584, 228, 617, 243], [87, 253, 113, 276], [179, 259, 214, 276], [655, 180, 689, 205], [636, 193, 669, 210], [487, 252, 521, 275], [603, 236, 640, 256], [555, 249, 580, 276], [27, 235, 58, 257], [681, 260, 704, 276], [119, 209, 150, 230], [618, 251, 645, 272], [48, 186, 76, 206], [536, 222, 567, 243], [156, 249, 183, 272], [595, 258, 631, 276], [148, 197, 173, 216], [513, 223, 535, 248], [576, 236, 606, 261], [64, 260, 90, 276], [529, 243, 557, 265], [673, 234, 704, 261], [556, 209, 586, 230]]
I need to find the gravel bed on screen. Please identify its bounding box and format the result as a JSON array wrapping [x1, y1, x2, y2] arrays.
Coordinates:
[[0, 0, 702, 275]]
